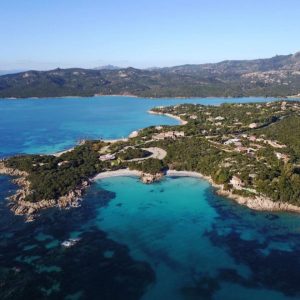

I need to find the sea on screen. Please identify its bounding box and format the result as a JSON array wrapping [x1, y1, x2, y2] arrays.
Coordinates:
[[1, 96, 300, 300]]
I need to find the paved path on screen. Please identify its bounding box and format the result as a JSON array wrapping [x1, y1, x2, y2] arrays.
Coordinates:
[[125, 147, 167, 162]]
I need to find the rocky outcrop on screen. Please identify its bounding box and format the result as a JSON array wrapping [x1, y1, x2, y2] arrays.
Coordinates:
[[141, 172, 164, 184], [0, 161, 28, 177], [216, 189, 300, 213], [0, 161, 90, 221], [3, 156, 300, 222], [166, 169, 300, 214], [57, 180, 89, 208]]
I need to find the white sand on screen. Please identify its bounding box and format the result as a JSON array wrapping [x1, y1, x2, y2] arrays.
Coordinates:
[[92, 169, 142, 180], [53, 148, 75, 157], [166, 170, 205, 178], [148, 110, 188, 125], [93, 169, 204, 181]]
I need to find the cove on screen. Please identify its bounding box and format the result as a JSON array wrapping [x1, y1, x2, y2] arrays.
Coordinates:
[[1, 96, 300, 299], [95, 176, 300, 300]]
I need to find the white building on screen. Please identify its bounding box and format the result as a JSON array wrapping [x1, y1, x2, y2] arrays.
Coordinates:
[[153, 131, 185, 140], [275, 152, 289, 162], [230, 176, 244, 190], [99, 154, 116, 161], [224, 138, 240, 146], [248, 123, 258, 129], [215, 116, 225, 121]]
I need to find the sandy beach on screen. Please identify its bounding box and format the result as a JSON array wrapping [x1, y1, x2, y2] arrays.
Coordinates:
[[93, 168, 300, 214], [93, 169, 202, 181], [92, 169, 142, 180], [52, 110, 186, 157], [148, 110, 188, 125], [166, 170, 207, 178], [53, 147, 75, 157]]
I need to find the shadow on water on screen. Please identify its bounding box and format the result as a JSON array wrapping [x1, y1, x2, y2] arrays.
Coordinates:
[[179, 187, 300, 299], [2, 175, 300, 300], [0, 178, 155, 300]]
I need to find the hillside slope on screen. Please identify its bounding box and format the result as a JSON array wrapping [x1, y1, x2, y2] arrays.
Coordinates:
[[1, 52, 300, 98]]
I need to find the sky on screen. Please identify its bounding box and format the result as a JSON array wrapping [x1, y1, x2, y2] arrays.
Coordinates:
[[1, 0, 300, 70]]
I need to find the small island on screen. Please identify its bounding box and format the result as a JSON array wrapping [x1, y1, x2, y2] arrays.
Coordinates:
[[2, 100, 300, 221]]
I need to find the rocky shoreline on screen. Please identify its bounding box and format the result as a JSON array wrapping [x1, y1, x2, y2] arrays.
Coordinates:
[[0, 164, 165, 221], [2, 164, 300, 222], [0, 161, 89, 222], [166, 170, 300, 214]]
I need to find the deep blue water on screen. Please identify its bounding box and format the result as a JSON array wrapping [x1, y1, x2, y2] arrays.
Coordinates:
[[1, 96, 300, 300]]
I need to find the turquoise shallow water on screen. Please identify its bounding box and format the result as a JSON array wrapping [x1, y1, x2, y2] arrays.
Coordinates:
[[0, 96, 273, 158], [95, 176, 300, 300], [2, 174, 300, 299], [1, 96, 300, 299]]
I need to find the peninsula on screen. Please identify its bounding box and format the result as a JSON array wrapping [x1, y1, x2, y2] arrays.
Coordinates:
[[2, 100, 300, 221]]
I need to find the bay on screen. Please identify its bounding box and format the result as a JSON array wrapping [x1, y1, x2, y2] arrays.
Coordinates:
[[1, 96, 300, 299]]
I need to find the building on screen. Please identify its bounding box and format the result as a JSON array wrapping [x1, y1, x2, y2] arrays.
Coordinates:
[[281, 101, 287, 111], [236, 146, 248, 152], [275, 152, 289, 162], [215, 116, 225, 121], [249, 135, 257, 142], [248, 123, 258, 129], [99, 154, 116, 161], [224, 138, 241, 146], [230, 176, 244, 190], [153, 131, 185, 140], [58, 161, 69, 167]]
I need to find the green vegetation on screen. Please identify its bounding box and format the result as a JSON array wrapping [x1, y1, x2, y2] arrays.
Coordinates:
[[151, 101, 300, 205], [1, 52, 300, 98], [257, 115, 300, 161], [4, 100, 300, 207], [5, 142, 109, 202], [118, 148, 152, 160], [129, 158, 167, 175]]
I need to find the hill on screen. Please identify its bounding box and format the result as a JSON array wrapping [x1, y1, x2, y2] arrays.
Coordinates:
[[1, 52, 300, 98]]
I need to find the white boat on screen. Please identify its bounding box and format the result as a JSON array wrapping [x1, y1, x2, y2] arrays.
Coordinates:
[[61, 238, 81, 248]]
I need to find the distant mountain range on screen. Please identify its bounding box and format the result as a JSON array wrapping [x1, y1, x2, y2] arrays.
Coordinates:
[[93, 65, 121, 70], [0, 69, 27, 76], [1, 52, 300, 98]]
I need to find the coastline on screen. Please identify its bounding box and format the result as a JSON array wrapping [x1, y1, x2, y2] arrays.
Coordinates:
[[148, 110, 188, 125], [53, 147, 76, 157], [92, 169, 300, 213], [53, 139, 86, 157], [93, 168, 300, 214], [93, 169, 142, 180], [3, 161, 300, 222], [52, 110, 184, 156], [0, 95, 285, 101], [166, 170, 300, 214], [3, 101, 300, 221], [0, 161, 88, 222]]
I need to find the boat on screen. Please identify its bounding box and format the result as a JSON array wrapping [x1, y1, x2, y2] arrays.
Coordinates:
[[61, 238, 81, 248]]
